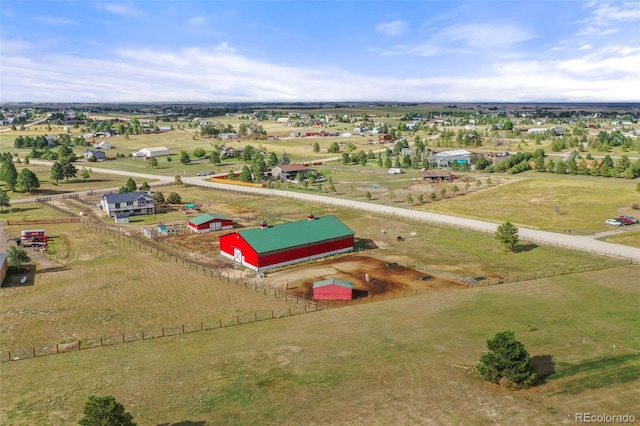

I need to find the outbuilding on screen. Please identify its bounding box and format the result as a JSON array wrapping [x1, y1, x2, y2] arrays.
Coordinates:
[[139, 146, 170, 158], [188, 213, 233, 233], [430, 149, 471, 168], [219, 215, 354, 272], [313, 278, 353, 301]]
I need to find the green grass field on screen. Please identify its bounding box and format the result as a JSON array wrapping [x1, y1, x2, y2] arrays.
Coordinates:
[[1, 266, 638, 425], [1, 115, 638, 425], [420, 172, 640, 233]]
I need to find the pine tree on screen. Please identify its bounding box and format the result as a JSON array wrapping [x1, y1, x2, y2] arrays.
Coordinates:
[[495, 221, 519, 252], [476, 331, 536, 389]]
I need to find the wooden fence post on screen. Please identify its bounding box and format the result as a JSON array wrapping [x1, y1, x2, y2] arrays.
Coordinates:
[[201, 321, 204, 331], [182, 325, 185, 334], [100, 337, 103, 346], [32, 348, 36, 358], [78, 341, 81, 351], [122, 334, 125, 343], [162, 327, 165, 337]]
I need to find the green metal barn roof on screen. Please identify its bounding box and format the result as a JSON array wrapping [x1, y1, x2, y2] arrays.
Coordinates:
[[238, 215, 354, 254], [313, 278, 354, 289], [190, 213, 231, 225]]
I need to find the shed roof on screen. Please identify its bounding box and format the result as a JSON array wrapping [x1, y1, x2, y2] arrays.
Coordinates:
[[313, 278, 354, 289], [141, 146, 169, 153], [189, 213, 231, 225], [233, 215, 354, 254]]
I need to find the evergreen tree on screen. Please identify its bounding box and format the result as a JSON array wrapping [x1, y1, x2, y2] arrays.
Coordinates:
[[0, 160, 18, 190], [476, 331, 536, 389], [0, 189, 10, 210], [50, 161, 64, 183], [78, 395, 136, 426], [16, 168, 40, 193], [239, 165, 253, 182], [495, 221, 519, 252]]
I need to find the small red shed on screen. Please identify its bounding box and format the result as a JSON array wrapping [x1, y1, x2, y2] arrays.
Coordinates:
[[188, 214, 233, 233], [313, 278, 353, 301]]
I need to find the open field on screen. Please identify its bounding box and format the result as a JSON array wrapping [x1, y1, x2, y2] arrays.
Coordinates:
[[1, 192, 629, 355], [1, 265, 638, 425], [599, 231, 640, 248], [420, 172, 640, 233], [0, 223, 296, 353]]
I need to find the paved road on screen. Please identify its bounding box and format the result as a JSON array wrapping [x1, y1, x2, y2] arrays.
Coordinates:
[[11, 161, 640, 262]]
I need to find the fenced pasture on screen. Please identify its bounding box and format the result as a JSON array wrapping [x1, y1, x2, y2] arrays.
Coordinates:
[[0, 223, 296, 354], [1, 265, 638, 425], [421, 172, 640, 233]]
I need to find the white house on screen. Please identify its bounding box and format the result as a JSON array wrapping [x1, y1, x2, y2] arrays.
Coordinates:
[[527, 128, 548, 134], [101, 192, 156, 218], [94, 141, 111, 149], [138, 146, 170, 158]]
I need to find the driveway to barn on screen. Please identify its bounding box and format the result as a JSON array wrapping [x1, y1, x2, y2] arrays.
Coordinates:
[[10, 162, 640, 262]]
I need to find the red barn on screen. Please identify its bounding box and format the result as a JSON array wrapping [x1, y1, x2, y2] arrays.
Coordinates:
[[188, 214, 233, 233], [219, 215, 354, 272], [313, 278, 353, 301]]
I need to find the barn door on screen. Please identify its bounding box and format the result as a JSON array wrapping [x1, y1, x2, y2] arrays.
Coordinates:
[[233, 248, 243, 264], [211, 221, 222, 231]]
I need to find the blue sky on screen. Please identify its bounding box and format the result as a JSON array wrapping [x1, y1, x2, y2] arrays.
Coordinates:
[[1, 1, 639, 102]]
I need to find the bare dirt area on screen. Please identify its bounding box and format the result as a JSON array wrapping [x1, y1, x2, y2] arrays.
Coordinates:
[[263, 254, 464, 299]]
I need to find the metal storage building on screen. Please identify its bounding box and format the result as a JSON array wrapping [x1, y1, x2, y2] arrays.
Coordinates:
[[219, 215, 354, 272]]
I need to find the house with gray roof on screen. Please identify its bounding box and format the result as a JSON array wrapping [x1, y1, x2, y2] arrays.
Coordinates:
[[100, 192, 155, 218]]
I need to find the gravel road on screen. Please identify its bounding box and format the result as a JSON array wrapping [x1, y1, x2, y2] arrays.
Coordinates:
[[12, 162, 640, 262]]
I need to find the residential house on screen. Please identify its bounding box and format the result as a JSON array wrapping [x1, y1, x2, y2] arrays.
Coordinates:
[[271, 164, 311, 181], [100, 192, 156, 218], [83, 149, 106, 161]]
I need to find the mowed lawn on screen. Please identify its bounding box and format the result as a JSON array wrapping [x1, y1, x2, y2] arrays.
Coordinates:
[[1, 266, 638, 425], [421, 172, 640, 233]]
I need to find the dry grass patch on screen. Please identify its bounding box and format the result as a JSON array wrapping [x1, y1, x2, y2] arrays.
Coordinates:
[[1, 266, 638, 425]]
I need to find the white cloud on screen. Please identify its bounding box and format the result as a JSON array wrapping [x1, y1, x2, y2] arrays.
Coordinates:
[[577, 2, 640, 35], [578, 44, 592, 50], [439, 23, 535, 50], [1, 40, 638, 103], [589, 1, 640, 25], [213, 42, 235, 53], [377, 21, 535, 57], [96, 3, 142, 17], [376, 20, 409, 36]]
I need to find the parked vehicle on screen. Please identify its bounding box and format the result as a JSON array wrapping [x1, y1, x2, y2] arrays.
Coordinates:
[[620, 215, 639, 224], [617, 217, 634, 225], [605, 218, 623, 226]]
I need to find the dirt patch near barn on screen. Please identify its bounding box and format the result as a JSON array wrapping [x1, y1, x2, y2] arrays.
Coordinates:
[[262, 254, 463, 299]]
